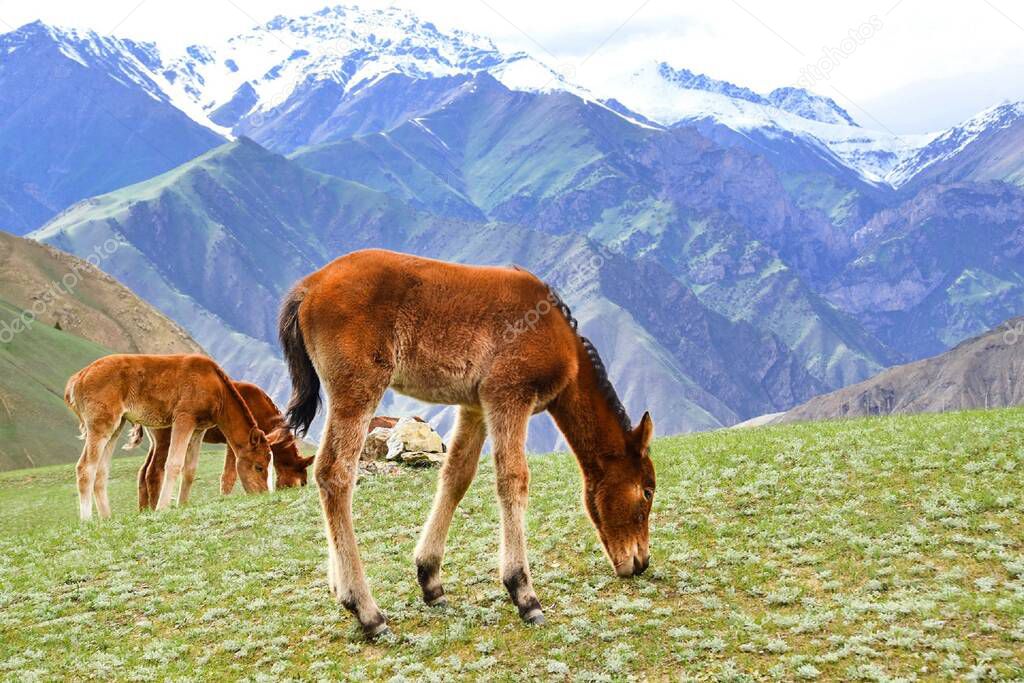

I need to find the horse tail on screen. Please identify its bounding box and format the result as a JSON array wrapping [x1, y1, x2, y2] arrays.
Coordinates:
[[122, 423, 144, 451], [278, 285, 320, 437], [64, 370, 86, 440]]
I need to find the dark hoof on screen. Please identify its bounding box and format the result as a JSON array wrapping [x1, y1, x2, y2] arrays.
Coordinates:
[[517, 597, 545, 625], [417, 558, 447, 607], [362, 618, 390, 640], [523, 609, 546, 625], [424, 591, 448, 608]]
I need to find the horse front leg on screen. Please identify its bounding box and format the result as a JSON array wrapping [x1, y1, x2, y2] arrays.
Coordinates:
[[414, 406, 486, 606], [155, 417, 196, 511], [220, 445, 237, 495], [177, 429, 206, 505], [483, 397, 544, 625]]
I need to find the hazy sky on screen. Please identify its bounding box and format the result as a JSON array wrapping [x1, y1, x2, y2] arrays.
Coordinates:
[[2, 0, 1023, 133]]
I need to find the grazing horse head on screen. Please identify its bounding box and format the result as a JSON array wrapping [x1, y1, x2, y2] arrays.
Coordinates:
[[266, 425, 314, 488], [582, 411, 656, 578], [233, 427, 273, 493]]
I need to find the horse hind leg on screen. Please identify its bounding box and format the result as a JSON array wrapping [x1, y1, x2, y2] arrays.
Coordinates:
[[93, 419, 125, 519], [145, 428, 170, 509], [482, 395, 544, 625], [314, 357, 391, 639], [414, 406, 486, 607], [137, 435, 157, 511], [76, 420, 116, 522]]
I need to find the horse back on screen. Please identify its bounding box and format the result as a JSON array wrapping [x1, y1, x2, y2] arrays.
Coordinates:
[[297, 250, 578, 407]]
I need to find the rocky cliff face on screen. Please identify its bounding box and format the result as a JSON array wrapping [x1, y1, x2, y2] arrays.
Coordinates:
[[827, 182, 1024, 358]]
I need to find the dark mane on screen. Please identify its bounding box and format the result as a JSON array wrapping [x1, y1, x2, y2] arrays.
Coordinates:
[[544, 283, 632, 433]]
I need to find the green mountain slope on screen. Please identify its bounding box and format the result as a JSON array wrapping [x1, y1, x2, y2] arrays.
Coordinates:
[[290, 75, 895, 388], [0, 230, 202, 354], [32, 139, 828, 447], [828, 182, 1024, 357], [0, 297, 111, 469]]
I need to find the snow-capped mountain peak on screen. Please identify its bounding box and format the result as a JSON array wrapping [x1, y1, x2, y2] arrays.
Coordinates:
[[886, 100, 1024, 187], [613, 61, 927, 182], [765, 87, 857, 127], [654, 63, 765, 105], [1, 10, 949, 185], [650, 62, 856, 127]]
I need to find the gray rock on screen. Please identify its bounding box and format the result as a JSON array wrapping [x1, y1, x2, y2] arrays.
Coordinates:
[[361, 427, 391, 462], [386, 417, 444, 460]]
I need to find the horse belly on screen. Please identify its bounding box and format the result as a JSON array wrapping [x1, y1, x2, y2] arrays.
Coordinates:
[[389, 364, 480, 407]]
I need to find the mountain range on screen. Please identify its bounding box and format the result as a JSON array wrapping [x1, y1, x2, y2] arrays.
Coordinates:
[[5, 6, 1024, 450]]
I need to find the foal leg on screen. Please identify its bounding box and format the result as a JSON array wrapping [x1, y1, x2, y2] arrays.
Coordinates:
[[93, 419, 125, 519], [137, 437, 156, 511], [220, 445, 238, 495], [76, 430, 111, 522], [484, 398, 544, 624], [414, 407, 486, 606], [145, 429, 170, 508], [155, 417, 196, 511], [316, 402, 389, 638], [177, 429, 206, 505]]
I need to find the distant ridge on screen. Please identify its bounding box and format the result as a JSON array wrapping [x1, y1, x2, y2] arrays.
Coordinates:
[[776, 317, 1024, 423]]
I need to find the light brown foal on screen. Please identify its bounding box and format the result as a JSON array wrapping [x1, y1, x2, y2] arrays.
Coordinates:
[[280, 249, 655, 638], [65, 354, 273, 520], [131, 380, 313, 509]]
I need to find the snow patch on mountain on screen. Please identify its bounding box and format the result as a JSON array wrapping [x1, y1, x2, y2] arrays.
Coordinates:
[[886, 101, 1024, 187], [766, 87, 857, 127], [615, 62, 931, 182]]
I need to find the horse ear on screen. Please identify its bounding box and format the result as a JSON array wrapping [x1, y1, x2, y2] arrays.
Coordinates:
[[300, 454, 316, 468], [632, 411, 654, 453], [249, 427, 265, 448], [266, 426, 293, 448]]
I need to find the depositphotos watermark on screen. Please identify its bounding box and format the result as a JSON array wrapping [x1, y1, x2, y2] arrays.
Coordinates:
[[797, 15, 883, 88], [0, 238, 123, 344], [1003, 319, 1024, 346], [501, 254, 606, 342]]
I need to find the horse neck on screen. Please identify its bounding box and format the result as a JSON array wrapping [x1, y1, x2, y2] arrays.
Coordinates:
[[216, 384, 256, 454], [548, 348, 628, 475]]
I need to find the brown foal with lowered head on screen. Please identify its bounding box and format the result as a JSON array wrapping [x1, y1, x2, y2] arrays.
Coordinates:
[[131, 381, 313, 509], [65, 354, 274, 520], [280, 249, 655, 638]]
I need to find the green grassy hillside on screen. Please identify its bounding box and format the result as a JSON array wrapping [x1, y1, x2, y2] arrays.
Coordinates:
[[0, 298, 113, 470], [2, 410, 1022, 679]]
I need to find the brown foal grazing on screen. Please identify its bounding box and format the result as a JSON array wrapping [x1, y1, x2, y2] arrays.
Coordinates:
[[65, 354, 274, 520], [279, 249, 655, 638], [132, 381, 313, 509]]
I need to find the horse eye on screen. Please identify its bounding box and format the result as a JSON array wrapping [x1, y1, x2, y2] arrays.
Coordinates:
[[255, 465, 265, 472], [643, 488, 654, 501]]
